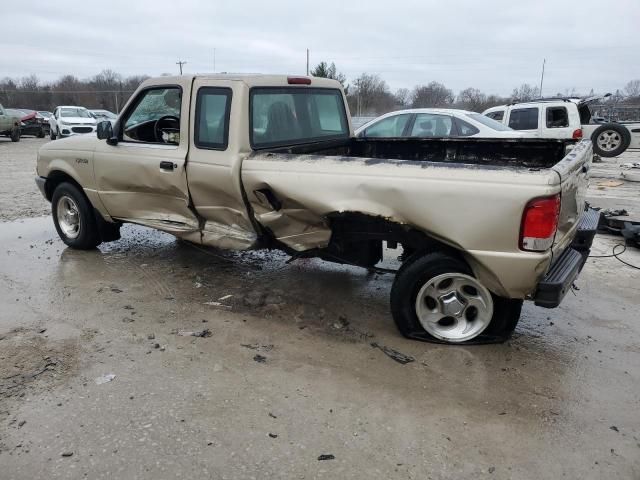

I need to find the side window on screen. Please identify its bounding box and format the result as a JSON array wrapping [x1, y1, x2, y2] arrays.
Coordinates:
[[410, 113, 453, 137], [195, 88, 232, 150], [508, 107, 539, 130], [363, 114, 410, 137], [454, 118, 480, 136], [486, 110, 504, 121], [546, 107, 569, 128], [122, 87, 182, 144]]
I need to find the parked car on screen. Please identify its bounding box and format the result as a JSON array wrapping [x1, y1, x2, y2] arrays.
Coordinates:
[[36, 74, 597, 345], [49, 106, 97, 140], [89, 109, 117, 125], [0, 103, 21, 141], [10, 109, 47, 137], [483, 97, 640, 157], [355, 108, 527, 139]]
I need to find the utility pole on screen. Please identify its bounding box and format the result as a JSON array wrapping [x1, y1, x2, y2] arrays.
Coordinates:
[[176, 60, 187, 75], [539, 58, 546, 98], [213, 48, 216, 73], [306, 49, 309, 75]]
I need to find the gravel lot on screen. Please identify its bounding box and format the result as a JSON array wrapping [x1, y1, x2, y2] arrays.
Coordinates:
[[1, 137, 639, 479]]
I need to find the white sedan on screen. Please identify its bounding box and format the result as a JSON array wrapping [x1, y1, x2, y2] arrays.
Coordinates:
[[355, 108, 526, 139]]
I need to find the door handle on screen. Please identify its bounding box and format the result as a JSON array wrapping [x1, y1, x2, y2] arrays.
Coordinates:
[[160, 161, 177, 171]]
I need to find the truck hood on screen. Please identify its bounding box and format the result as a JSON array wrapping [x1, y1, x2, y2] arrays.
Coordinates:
[[40, 134, 99, 152]]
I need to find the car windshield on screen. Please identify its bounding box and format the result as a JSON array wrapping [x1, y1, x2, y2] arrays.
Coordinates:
[[466, 113, 512, 131], [61, 108, 92, 118], [38, 111, 52, 118], [251, 88, 349, 148]]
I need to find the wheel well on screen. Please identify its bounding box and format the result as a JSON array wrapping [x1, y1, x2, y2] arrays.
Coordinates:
[[44, 171, 83, 201], [325, 212, 459, 265]]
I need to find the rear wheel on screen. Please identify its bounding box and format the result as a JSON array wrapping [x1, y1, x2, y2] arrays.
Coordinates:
[[37, 127, 45, 138], [390, 252, 522, 344], [591, 123, 630, 157], [51, 182, 101, 249], [10, 127, 20, 142]]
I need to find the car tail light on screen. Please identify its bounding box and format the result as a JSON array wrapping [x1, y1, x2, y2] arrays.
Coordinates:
[[572, 128, 582, 139], [520, 194, 561, 251], [287, 76, 311, 85]]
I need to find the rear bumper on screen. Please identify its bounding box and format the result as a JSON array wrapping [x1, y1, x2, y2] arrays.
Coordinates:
[[533, 208, 600, 308]]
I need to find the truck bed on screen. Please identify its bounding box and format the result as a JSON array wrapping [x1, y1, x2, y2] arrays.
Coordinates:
[[261, 137, 571, 169]]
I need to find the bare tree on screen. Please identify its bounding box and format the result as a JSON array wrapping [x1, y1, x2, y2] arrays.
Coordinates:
[[347, 73, 395, 115], [411, 82, 454, 108], [394, 88, 410, 108], [456, 88, 487, 112], [511, 83, 540, 101], [624, 79, 640, 99]]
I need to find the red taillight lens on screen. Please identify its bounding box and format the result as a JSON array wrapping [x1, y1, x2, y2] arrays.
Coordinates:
[[572, 128, 583, 140], [287, 76, 311, 85], [520, 195, 561, 251]]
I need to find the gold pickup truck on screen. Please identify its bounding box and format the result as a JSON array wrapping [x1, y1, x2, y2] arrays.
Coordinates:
[[35, 75, 598, 345]]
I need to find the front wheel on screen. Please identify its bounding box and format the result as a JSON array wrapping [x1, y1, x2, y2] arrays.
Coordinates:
[[37, 127, 45, 138], [10, 127, 20, 142], [390, 252, 522, 344], [50, 127, 57, 140], [51, 182, 101, 249]]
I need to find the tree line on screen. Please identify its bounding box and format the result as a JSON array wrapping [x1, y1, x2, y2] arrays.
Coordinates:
[[311, 61, 640, 116], [2, 65, 640, 117], [0, 70, 149, 113]]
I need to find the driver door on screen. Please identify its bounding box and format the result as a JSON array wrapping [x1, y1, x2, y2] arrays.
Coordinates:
[[93, 79, 200, 234]]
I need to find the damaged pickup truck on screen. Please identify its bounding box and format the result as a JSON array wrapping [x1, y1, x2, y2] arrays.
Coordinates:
[[36, 75, 599, 344]]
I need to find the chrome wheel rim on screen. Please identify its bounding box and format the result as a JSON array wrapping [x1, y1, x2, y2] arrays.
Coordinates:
[[415, 273, 493, 342], [56, 195, 81, 239], [597, 130, 622, 152]]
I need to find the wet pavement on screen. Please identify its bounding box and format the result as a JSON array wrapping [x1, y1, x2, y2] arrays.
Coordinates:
[[1, 139, 639, 478]]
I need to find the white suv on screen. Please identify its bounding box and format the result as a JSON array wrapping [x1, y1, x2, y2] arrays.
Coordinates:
[[49, 106, 97, 140], [483, 97, 640, 157]]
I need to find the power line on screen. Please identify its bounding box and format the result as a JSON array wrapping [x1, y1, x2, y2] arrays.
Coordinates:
[[176, 60, 187, 75]]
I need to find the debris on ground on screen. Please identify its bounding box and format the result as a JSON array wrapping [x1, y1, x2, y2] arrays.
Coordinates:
[[61, 451, 74, 457], [218, 294, 233, 301], [240, 343, 273, 352], [268, 412, 277, 419], [596, 180, 624, 188], [370, 342, 415, 365], [253, 354, 267, 363], [268, 433, 278, 438], [317, 454, 335, 461], [203, 301, 231, 309], [174, 329, 212, 338], [622, 223, 640, 248], [147, 333, 155, 340], [95, 374, 116, 385], [610, 425, 619, 432]]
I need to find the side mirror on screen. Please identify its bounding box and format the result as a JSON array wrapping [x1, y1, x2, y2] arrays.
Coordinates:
[[97, 120, 113, 140]]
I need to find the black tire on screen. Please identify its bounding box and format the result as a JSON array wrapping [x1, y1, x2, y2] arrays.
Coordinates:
[[10, 127, 20, 142], [50, 127, 57, 140], [51, 182, 101, 249], [390, 251, 522, 344], [591, 123, 630, 157], [37, 127, 45, 138]]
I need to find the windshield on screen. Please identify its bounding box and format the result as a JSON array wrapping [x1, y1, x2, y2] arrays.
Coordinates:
[[251, 88, 349, 148], [61, 108, 92, 118], [466, 113, 512, 131], [92, 110, 116, 119]]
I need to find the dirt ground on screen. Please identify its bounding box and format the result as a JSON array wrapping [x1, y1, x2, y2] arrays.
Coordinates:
[[1, 137, 640, 479]]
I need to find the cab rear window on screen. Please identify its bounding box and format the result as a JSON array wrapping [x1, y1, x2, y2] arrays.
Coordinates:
[[250, 88, 349, 148]]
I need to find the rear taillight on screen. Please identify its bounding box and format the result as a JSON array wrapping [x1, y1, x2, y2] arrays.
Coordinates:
[[287, 76, 311, 85], [572, 128, 583, 140], [520, 194, 561, 251]]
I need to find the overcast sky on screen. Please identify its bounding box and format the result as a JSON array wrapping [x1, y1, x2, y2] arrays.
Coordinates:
[[3, 0, 639, 96]]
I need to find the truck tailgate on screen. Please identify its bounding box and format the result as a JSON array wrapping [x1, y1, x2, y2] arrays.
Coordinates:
[[550, 140, 592, 255]]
